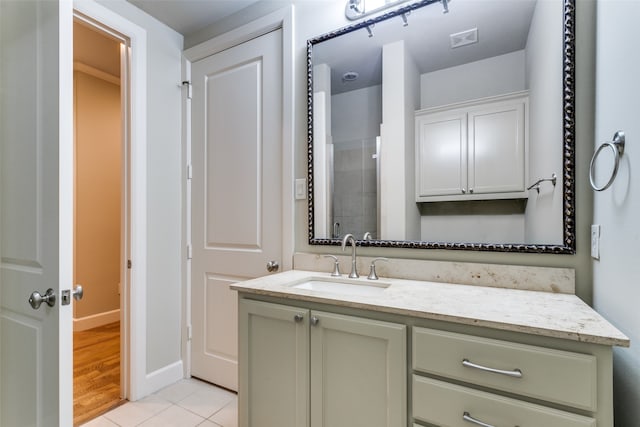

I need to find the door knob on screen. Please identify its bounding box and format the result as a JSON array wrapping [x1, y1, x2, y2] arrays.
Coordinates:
[[266, 260, 280, 272], [28, 288, 56, 310], [73, 285, 84, 301]]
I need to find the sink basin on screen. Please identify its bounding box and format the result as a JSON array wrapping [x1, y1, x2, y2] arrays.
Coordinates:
[[291, 278, 389, 296]]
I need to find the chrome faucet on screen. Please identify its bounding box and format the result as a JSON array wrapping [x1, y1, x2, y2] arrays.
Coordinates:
[[341, 233, 359, 278]]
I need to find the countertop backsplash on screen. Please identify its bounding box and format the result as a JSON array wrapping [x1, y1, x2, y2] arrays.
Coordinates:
[[293, 252, 575, 294]]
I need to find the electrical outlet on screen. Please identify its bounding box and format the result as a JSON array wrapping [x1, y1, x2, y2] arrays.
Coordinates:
[[591, 224, 600, 260]]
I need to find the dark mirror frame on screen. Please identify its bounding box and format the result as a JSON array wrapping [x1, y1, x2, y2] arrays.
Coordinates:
[[307, 0, 576, 254]]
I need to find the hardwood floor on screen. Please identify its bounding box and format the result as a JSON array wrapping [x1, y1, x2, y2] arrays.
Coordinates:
[[73, 321, 124, 426]]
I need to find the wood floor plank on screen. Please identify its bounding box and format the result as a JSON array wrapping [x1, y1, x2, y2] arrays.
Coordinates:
[[73, 322, 124, 426]]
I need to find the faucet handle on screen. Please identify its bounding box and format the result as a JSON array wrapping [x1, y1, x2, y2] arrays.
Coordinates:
[[323, 255, 341, 277], [367, 257, 389, 280]]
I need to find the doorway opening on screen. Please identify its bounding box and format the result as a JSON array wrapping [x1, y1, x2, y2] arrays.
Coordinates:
[[72, 15, 131, 426]]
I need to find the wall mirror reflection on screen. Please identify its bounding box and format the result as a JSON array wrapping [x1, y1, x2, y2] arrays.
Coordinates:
[[307, 0, 575, 253]]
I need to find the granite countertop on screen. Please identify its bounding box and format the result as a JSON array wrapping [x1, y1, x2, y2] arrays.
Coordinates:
[[231, 269, 630, 347]]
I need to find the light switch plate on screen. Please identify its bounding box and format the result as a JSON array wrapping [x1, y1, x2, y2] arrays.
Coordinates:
[[295, 178, 307, 200], [591, 224, 600, 260]]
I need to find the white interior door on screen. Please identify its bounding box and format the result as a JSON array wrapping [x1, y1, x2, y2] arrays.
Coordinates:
[[191, 29, 283, 391], [0, 0, 74, 426]]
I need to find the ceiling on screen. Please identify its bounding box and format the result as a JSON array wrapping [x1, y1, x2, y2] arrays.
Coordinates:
[[125, 0, 263, 35], [313, 0, 538, 94]]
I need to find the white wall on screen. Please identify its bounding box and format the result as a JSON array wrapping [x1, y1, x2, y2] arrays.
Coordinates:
[[96, 0, 184, 387], [524, 0, 564, 244], [593, 1, 640, 424], [421, 202, 525, 243], [379, 40, 421, 241], [420, 50, 525, 109], [402, 42, 421, 241], [332, 85, 381, 142]]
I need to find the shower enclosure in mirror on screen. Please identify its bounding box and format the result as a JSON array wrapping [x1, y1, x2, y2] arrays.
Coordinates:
[[307, 0, 576, 253]]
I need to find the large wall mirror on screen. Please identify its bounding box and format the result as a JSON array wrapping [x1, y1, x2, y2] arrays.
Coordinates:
[[307, 0, 576, 253]]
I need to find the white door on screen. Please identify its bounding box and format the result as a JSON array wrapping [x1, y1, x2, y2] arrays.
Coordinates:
[[191, 29, 283, 390], [0, 1, 74, 426]]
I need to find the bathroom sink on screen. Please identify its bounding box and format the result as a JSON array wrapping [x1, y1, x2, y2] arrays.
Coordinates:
[[290, 278, 390, 297]]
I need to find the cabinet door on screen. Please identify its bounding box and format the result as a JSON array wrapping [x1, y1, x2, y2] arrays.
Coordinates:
[[239, 300, 309, 427], [416, 110, 467, 198], [310, 311, 406, 427], [468, 101, 526, 194]]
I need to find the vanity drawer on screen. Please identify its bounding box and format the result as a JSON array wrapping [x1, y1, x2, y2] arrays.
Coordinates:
[[412, 327, 597, 410], [413, 376, 596, 427]]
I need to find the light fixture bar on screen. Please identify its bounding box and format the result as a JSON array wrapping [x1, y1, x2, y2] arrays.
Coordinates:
[[345, 0, 449, 21]]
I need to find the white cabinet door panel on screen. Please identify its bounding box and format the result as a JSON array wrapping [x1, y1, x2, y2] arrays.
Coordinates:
[[310, 311, 406, 427], [469, 102, 525, 194], [239, 299, 308, 427], [416, 111, 467, 197]]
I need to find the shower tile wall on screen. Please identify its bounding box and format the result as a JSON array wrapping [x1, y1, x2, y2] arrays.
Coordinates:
[[333, 139, 377, 239]]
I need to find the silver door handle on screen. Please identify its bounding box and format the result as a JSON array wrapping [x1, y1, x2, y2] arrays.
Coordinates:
[[28, 288, 56, 310], [266, 260, 279, 272]]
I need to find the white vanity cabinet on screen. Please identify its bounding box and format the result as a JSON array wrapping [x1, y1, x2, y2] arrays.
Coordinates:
[[412, 327, 601, 427], [233, 270, 626, 427], [415, 92, 528, 202], [238, 299, 406, 427]]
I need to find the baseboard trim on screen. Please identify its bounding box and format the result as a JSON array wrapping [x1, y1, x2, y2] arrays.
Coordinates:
[[73, 309, 121, 331]]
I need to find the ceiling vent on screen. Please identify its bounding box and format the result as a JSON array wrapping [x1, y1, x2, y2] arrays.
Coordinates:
[[450, 28, 478, 49]]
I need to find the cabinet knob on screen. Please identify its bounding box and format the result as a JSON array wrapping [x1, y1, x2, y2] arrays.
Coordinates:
[[310, 316, 320, 326], [461, 188, 466, 194], [294, 314, 304, 323], [469, 188, 474, 194]]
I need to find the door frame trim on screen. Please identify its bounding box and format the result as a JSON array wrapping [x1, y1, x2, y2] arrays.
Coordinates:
[[72, 0, 148, 401], [182, 5, 295, 376]]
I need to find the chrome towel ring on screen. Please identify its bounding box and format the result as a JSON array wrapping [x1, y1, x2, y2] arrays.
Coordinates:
[[589, 131, 625, 191]]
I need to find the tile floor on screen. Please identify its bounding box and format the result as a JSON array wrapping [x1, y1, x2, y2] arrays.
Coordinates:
[[81, 378, 237, 427]]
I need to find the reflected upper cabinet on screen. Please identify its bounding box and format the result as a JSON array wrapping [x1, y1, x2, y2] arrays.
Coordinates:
[[415, 92, 528, 202]]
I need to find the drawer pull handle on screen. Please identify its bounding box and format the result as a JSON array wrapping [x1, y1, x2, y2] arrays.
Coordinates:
[[463, 412, 496, 427], [462, 359, 523, 378]]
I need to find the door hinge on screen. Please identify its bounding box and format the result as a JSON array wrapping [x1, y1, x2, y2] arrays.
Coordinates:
[[182, 80, 192, 100], [187, 163, 192, 180], [187, 324, 192, 341], [187, 244, 193, 260], [127, 260, 132, 269]]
